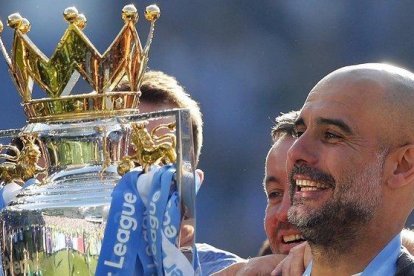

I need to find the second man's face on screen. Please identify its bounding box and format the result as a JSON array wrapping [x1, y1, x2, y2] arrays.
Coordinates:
[[264, 135, 304, 254]]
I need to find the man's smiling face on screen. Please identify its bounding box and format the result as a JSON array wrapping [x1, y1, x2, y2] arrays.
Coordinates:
[[286, 69, 388, 247], [264, 135, 304, 254]]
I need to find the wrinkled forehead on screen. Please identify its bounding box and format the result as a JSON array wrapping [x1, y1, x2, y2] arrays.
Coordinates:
[[299, 74, 387, 130], [309, 70, 387, 103], [268, 135, 294, 161]]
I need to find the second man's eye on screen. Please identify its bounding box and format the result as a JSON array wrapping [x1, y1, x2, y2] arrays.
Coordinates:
[[267, 190, 283, 201], [293, 128, 305, 138]]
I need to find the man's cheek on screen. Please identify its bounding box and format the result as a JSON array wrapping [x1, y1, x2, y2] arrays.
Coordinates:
[[264, 208, 277, 236]]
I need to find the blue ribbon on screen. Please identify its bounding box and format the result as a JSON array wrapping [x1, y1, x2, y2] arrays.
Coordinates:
[[96, 170, 145, 275], [147, 166, 173, 274], [97, 165, 200, 275]]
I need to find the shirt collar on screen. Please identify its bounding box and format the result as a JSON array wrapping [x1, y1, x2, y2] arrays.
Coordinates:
[[361, 232, 401, 276], [302, 233, 402, 276]]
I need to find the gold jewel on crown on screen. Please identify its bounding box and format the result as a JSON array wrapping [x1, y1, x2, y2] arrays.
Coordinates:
[[0, 4, 160, 123]]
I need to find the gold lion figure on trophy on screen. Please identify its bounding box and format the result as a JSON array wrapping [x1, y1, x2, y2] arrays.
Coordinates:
[[118, 121, 177, 175], [0, 134, 46, 184]]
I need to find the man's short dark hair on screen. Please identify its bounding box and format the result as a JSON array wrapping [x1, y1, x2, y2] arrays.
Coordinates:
[[271, 110, 299, 142]]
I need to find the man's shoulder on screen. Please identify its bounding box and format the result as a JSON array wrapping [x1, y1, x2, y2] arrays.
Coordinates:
[[396, 246, 414, 276], [196, 243, 244, 262], [196, 243, 245, 275]]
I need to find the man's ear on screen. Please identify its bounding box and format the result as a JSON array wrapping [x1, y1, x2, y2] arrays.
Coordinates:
[[196, 169, 204, 185], [387, 145, 414, 189]]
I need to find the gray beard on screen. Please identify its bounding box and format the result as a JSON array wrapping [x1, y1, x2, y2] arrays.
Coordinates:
[[288, 196, 377, 253], [288, 153, 385, 255]]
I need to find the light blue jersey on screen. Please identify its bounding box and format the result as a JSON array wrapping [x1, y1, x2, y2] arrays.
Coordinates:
[[197, 243, 245, 275]]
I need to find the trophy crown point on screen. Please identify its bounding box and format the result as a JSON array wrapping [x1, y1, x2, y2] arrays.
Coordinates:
[[63, 7, 79, 23], [63, 7, 86, 29], [145, 5, 160, 22], [19, 18, 31, 33], [7, 13, 22, 28], [7, 13, 31, 33], [122, 4, 138, 23], [74, 13, 87, 29]]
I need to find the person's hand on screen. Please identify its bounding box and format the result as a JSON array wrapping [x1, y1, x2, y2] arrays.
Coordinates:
[[271, 242, 312, 276], [213, 254, 286, 276], [179, 223, 194, 247]]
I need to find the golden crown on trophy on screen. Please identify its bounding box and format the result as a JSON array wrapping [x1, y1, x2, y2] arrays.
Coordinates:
[[0, 4, 160, 123]]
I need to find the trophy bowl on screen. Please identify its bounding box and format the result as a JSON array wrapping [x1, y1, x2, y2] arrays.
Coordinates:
[[0, 110, 197, 275]]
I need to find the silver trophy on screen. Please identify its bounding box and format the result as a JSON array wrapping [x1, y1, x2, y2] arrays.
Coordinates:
[[0, 4, 197, 275]]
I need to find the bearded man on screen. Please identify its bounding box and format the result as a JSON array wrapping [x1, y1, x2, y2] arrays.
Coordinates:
[[287, 63, 414, 275]]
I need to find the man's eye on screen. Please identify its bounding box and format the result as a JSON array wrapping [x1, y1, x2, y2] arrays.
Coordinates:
[[324, 131, 341, 140], [293, 129, 304, 138], [267, 191, 283, 200], [296, 131, 304, 137]]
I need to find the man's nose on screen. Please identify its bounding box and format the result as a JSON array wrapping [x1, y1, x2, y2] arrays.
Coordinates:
[[276, 192, 291, 222], [287, 132, 318, 168]]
